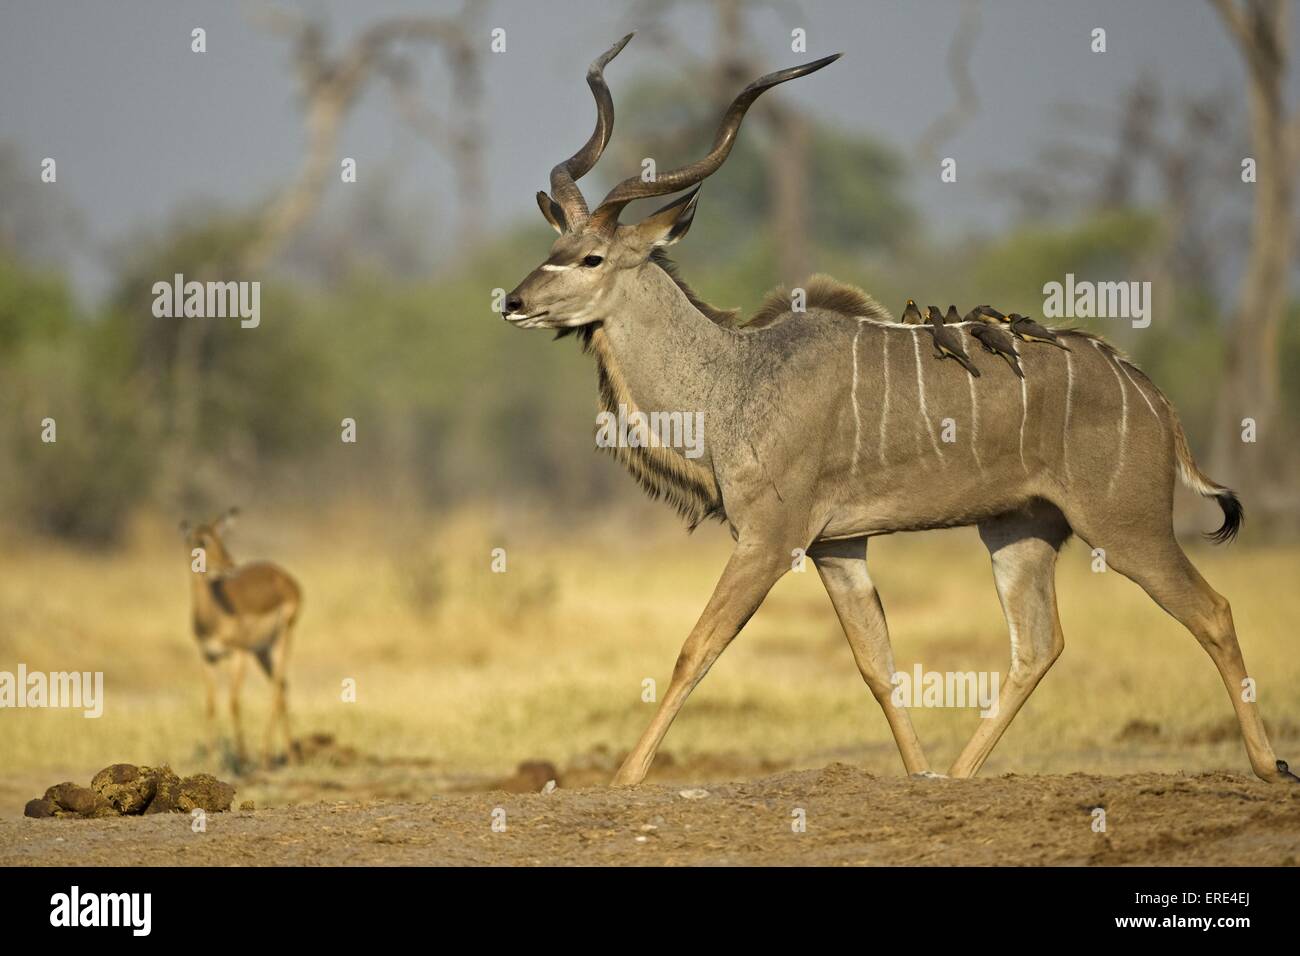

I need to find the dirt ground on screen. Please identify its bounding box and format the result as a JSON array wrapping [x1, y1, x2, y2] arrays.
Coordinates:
[[5, 524, 1299, 868], [4, 756, 1298, 866]]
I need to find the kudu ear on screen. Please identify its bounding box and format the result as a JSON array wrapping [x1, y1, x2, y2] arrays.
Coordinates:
[[629, 187, 700, 249], [536, 191, 567, 235]]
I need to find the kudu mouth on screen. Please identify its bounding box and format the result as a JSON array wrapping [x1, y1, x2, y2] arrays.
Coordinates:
[[502, 310, 550, 328]]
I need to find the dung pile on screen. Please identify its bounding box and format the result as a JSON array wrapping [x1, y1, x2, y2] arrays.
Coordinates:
[[24, 764, 235, 819]]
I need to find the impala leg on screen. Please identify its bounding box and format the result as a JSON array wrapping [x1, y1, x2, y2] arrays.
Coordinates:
[[261, 624, 295, 766], [949, 511, 1069, 778], [228, 651, 248, 768], [810, 539, 932, 775], [1088, 531, 1291, 783], [276, 628, 295, 762], [202, 659, 221, 758], [611, 539, 789, 787]]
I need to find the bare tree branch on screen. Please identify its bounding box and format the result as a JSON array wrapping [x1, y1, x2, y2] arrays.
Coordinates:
[[241, 2, 485, 270], [915, 0, 982, 164]]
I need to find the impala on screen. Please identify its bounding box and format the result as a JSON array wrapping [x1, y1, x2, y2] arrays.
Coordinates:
[[180, 508, 301, 766], [502, 35, 1295, 787]]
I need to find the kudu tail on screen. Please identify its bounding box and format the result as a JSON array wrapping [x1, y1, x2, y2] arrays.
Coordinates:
[[1171, 412, 1243, 545]]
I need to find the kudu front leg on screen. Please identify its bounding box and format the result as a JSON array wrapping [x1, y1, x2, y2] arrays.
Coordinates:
[[810, 539, 932, 775], [611, 538, 791, 787]]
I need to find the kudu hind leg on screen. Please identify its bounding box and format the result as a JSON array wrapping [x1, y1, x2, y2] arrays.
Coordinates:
[[611, 539, 789, 787], [949, 510, 1070, 778], [1090, 532, 1291, 783], [810, 539, 932, 775]]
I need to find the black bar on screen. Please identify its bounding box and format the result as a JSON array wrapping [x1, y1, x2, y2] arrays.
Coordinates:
[[0, 866, 1285, 940]]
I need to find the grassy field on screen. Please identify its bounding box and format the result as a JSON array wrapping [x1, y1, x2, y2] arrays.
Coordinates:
[[2, 503, 1298, 794]]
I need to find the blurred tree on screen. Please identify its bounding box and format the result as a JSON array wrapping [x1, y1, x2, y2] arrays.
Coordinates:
[[1207, 0, 1298, 518], [914, 0, 982, 167], [0, 144, 83, 267], [245, 2, 486, 269], [0, 255, 151, 542], [104, 210, 336, 509]]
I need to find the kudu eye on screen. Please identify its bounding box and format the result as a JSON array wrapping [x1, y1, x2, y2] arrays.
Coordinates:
[[581, 254, 604, 268]]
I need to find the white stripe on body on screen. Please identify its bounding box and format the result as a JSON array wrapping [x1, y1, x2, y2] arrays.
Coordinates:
[[1094, 341, 1129, 496], [911, 330, 946, 460], [850, 325, 863, 475]]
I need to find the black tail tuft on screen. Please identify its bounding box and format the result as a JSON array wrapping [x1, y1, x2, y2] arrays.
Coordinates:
[[1205, 489, 1244, 545]]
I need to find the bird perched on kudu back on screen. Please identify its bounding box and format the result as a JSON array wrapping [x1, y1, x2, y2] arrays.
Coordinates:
[[968, 316, 1025, 378], [944, 305, 963, 325], [924, 305, 981, 377], [901, 299, 924, 325], [1007, 313, 1071, 350], [963, 304, 1006, 324]]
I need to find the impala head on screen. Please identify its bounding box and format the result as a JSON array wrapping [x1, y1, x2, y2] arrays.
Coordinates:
[[502, 35, 841, 330], [179, 507, 238, 572]]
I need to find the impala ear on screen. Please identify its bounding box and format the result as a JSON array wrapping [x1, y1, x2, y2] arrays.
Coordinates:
[[214, 507, 239, 533], [536, 191, 567, 235], [178, 519, 191, 538], [630, 187, 700, 249]]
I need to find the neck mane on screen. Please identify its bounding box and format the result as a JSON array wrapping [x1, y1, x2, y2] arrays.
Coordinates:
[[561, 252, 731, 530], [556, 259, 899, 530]]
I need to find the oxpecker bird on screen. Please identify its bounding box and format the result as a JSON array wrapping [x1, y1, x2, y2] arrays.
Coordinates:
[[944, 305, 963, 325], [1008, 313, 1071, 350], [901, 299, 924, 325], [924, 306, 981, 377], [963, 304, 1007, 324], [969, 320, 1025, 378]]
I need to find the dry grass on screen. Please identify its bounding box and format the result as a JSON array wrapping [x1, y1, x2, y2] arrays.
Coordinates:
[[2, 504, 1298, 786]]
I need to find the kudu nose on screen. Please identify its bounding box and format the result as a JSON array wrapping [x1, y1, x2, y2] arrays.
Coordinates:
[[503, 293, 525, 316]]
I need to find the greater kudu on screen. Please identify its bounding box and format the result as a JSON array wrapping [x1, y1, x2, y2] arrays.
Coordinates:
[[503, 36, 1295, 787]]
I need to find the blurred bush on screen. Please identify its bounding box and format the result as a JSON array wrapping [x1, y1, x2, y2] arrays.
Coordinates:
[[0, 103, 1296, 544]]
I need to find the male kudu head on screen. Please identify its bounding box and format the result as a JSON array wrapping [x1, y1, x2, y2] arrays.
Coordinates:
[[502, 35, 839, 330]]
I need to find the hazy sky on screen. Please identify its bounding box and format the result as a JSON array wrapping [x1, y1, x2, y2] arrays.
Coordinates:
[[2, 0, 1296, 301]]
